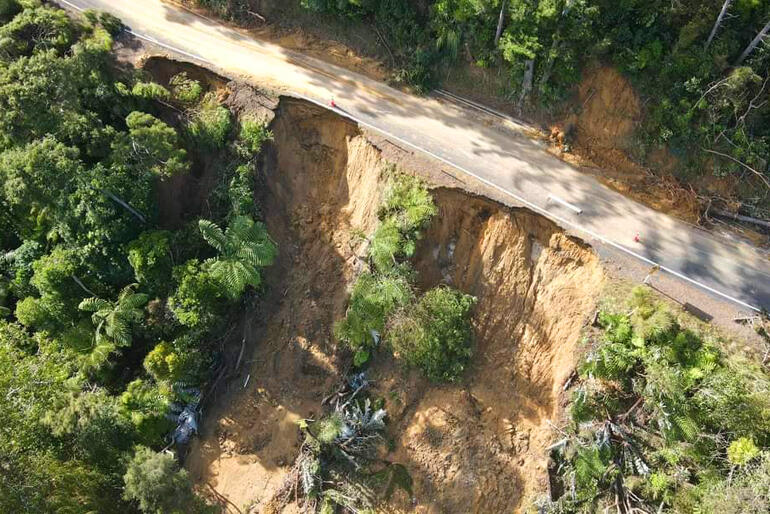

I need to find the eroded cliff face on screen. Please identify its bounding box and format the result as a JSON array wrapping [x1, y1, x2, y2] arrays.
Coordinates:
[[387, 190, 602, 512], [188, 98, 603, 513]]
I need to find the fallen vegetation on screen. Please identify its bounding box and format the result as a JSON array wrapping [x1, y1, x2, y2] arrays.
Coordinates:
[[541, 287, 770, 513]]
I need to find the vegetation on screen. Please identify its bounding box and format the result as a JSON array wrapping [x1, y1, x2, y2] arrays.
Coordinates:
[[272, 374, 412, 513], [388, 285, 476, 382], [0, 2, 276, 511], [192, 0, 770, 213], [123, 446, 214, 514], [336, 172, 475, 380], [541, 287, 770, 513]]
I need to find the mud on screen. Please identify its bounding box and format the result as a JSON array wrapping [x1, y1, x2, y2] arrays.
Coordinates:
[[187, 98, 604, 513]]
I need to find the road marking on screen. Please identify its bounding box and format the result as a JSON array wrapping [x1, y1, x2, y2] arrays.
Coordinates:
[[54, 0, 762, 314], [547, 194, 583, 215]]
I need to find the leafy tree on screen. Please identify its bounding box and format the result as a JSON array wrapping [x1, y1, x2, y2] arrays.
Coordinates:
[[198, 215, 277, 299], [15, 246, 85, 331], [167, 259, 227, 330], [112, 111, 188, 178], [119, 380, 173, 445], [388, 286, 476, 382], [170, 72, 203, 104], [187, 92, 232, 149], [335, 268, 414, 363], [144, 341, 185, 382], [127, 230, 173, 297], [79, 283, 148, 348], [0, 6, 75, 60], [123, 446, 212, 514], [0, 137, 81, 239], [131, 81, 171, 100]]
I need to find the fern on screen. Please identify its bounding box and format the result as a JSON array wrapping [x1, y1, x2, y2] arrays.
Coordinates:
[[199, 215, 276, 299]]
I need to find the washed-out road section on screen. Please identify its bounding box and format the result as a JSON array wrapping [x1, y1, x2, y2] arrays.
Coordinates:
[[57, 0, 770, 316]]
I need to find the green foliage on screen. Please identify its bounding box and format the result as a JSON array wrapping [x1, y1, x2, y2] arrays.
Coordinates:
[[551, 287, 770, 513], [167, 259, 227, 331], [335, 268, 414, 356], [170, 72, 203, 104], [199, 215, 277, 299], [119, 380, 173, 445], [728, 437, 761, 466], [144, 341, 188, 383], [187, 92, 232, 149], [388, 286, 475, 382], [128, 230, 173, 296], [131, 81, 171, 100], [0, 6, 74, 60], [123, 446, 213, 513], [370, 172, 436, 272], [237, 116, 272, 157], [79, 283, 148, 347], [116, 111, 188, 178]]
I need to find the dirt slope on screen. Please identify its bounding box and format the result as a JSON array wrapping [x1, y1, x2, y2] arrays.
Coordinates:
[[187, 98, 604, 513]]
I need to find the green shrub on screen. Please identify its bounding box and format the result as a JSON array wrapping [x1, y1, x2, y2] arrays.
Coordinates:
[[187, 92, 231, 149], [388, 286, 475, 382], [236, 116, 272, 157], [119, 379, 173, 446], [131, 82, 170, 100], [127, 231, 172, 296], [167, 259, 226, 331], [169, 72, 203, 104], [369, 172, 436, 272], [123, 446, 213, 513], [335, 268, 414, 363]]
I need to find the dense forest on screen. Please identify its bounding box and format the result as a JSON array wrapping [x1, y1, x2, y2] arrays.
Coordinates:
[[195, 0, 770, 217], [0, 2, 476, 512], [0, 1, 274, 511]]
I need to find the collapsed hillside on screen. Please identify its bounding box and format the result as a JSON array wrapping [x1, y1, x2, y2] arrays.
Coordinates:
[[187, 98, 603, 512]]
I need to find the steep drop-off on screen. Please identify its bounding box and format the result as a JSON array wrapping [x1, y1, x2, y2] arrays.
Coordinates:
[[187, 98, 603, 512]]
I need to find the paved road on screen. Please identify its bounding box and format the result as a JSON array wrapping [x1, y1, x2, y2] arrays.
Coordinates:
[[59, 0, 770, 313]]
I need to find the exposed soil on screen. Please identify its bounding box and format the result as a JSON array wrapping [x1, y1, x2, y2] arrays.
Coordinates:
[[549, 66, 701, 223], [186, 98, 604, 512]]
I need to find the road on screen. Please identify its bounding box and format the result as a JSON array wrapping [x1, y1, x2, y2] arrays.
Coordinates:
[[58, 0, 770, 314]]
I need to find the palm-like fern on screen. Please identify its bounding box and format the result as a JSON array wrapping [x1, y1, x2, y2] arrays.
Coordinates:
[[198, 215, 276, 299], [78, 283, 148, 347]]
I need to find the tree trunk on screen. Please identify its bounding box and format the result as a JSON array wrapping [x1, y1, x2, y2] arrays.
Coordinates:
[[99, 188, 147, 223], [711, 208, 770, 229], [494, 0, 507, 47], [705, 0, 732, 49], [518, 59, 535, 109], [736, 18, 770, 64]]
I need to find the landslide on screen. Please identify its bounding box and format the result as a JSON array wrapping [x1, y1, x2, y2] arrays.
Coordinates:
[[187, 98, 604, 513]]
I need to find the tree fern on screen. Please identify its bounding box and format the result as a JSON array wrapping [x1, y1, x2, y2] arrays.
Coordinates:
[[198, 215, 276, 299], [78, 283, 147, 348]]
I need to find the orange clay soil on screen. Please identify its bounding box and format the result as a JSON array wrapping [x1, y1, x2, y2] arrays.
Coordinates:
[[186, 98, 604, 513]]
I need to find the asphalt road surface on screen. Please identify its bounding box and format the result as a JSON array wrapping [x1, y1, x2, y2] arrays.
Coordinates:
[[57, 0, 770, 315]]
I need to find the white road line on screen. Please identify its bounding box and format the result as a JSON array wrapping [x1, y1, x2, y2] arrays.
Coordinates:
[[56, 0, 762, 313], [548, 194, 583, 215]]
